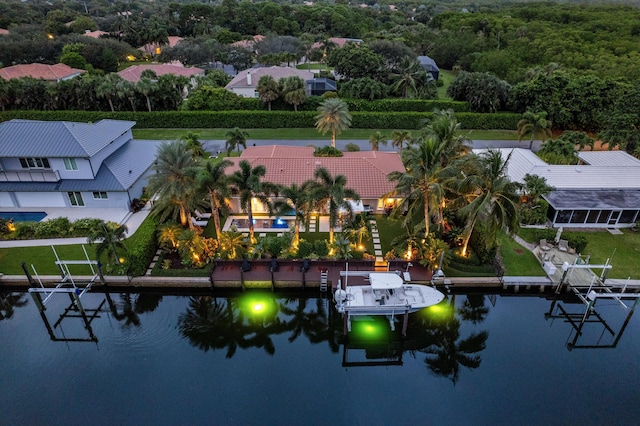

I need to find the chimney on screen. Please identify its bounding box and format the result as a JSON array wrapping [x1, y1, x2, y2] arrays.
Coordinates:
[[246, 71, 252, 85]]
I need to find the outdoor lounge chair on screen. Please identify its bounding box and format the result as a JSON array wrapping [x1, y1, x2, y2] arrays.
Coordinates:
[[539, 239, 551, 251], [192, 217, 208, 227], [558, 239, 569, 252], [194, 209, 212, 219]]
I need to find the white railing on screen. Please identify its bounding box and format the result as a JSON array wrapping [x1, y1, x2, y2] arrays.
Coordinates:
[[0, 169, 60, 182]]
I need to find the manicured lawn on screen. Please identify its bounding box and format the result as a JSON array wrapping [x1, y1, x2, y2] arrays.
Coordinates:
[[518, 228, 640, 279], [372, 214, 404, 256], [437, 69, 456, 100], [498, 231, 544, 276], [0, 244, 95, 275], [132, 128, 519, 141]]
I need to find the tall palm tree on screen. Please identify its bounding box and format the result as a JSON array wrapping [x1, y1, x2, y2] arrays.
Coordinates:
[[87, 221, 128, 266], [311, 167, 360, 244], [136, 76, 156, 112], [388, 138, 453, 236], [315, 98, 352, 148], [453, 150, 521, 257], [256, 75, 280, 111], [96, 74, 123, 112], [225, 127, 248, 154], [368, 131, 387, 151], [391, 56, 424, 99], [182, 132, 206, 158], [280, 76, 306, 111], [517, 111, 553, 150], [422, 109, 471, 166], [391, 130, 412, 155], [147, 140, 202, 229], [228, 160, 273, 241], [273, 181, 315, 246], [197, 159, 233, 240]]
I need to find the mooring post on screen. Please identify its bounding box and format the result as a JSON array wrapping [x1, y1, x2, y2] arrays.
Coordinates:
[[21, 262, 35, 286], [240, 270, 245, 292], [30, 291, 45, 313], [402, 310, 409, 338], [97, 262, 107, 287], [343, 312, 349, 335]]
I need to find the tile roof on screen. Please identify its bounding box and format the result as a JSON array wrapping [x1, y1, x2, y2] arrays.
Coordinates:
[[0, 63, 85, 81], [0, 28, 9, 35], [117, 63, 204, 82], [228, 145, 404, 198], [82, 30, 109, 39], [0, 119, 136, 157], [231, 35, 264, 49], [139, 36, 183, 54], [225, 66, 315, 89]]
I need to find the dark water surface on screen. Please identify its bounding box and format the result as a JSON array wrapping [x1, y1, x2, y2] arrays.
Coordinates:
[[1, 290, 639, 425]]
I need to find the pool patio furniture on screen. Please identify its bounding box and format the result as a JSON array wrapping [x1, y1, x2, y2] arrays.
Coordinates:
[[539, 239, 551, 251], [195, 209, 211, 219], [558, 239, 569, 252], [192, 217, 208, 227]]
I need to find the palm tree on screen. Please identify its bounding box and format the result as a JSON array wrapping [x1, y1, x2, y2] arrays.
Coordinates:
[[256, 75, 280, 111], [197, 159, 233, 240], [391, 56, 424, 99], [273, 181, 315, 245], [157, 223, 182, 251], [280, 76, 306, 112], [453, 150, 521, 257], [225, 127, 248, 154], [422, 109, 471, 166], [342, 213, 372, 248], [218, 228, 249, 259], [96, 74, 123, 112], [228, 160, 272, 241], [388, 138, 453, 236], [315, 98, 352, 148], [391, 130, 412, 155], [517, 111, 553, 150], [182, 132, 206, 158], [136, 76, 156, 112], [311, 167, 360, 244], [368, 131, 387, 151], [147, 140, 202, 229], [0, 292, 28, 320], [87, 221, 128, 266]]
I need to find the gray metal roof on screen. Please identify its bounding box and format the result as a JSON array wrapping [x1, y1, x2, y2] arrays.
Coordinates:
[[544, 189, 640, 209], [0, 139, 160, 192], [577, 151, 640, 167], [417, 56, 439, 71], [0, 119, 135, 158]]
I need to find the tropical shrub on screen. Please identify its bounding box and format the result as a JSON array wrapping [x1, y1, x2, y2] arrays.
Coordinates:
[[125, 216, 158, 276]]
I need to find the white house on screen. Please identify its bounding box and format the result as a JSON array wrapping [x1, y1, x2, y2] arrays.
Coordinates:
[[225, 66, 315, 98], [480, 148, 640, 229], [0, 119, 159, 210]]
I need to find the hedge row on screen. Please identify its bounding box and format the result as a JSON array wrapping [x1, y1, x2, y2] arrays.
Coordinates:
[[0, 110, 520, 130], [125, 215, 158, 277], [345, 99, 470, 113]]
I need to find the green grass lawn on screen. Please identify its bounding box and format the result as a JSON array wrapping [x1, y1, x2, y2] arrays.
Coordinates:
[[518, 228, 640, 279], [498, 231, 544, 276], [0, 244, 96, 275], [132, 128, 519, 141], [437, 69, 455, 100]]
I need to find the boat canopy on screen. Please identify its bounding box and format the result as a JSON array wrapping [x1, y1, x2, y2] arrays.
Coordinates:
[[369, 272, 403, 290]]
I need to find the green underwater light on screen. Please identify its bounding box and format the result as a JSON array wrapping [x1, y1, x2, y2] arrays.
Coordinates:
[[239, 293, 277, 320], [350, 318, 389, 340]]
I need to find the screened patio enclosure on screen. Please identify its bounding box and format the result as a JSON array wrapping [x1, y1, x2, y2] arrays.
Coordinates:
[[545, 189, 640, 228]]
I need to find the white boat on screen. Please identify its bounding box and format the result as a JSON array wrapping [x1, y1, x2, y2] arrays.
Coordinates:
[[334, 271, 445, 316]]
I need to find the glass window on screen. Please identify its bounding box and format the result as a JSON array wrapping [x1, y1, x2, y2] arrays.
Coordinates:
[[64, 158, 78, 171], [619, 210, 638, 224], [68, 192, 85, 207], [92, 191, 108, 199], [570, 210, 588, 224], [19, 157, 50, 169], [586, 210, 599, 223], [597, 210, 611, 224], [19, 158, 28, 168], [556, 210, 572, 224]]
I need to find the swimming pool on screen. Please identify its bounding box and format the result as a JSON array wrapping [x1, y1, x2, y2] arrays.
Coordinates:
[[0, 211, 47, 222]]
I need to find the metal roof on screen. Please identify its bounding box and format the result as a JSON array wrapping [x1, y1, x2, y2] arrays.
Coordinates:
[[545, 189, 640, 209], [0, 119, 135, 158], [577, 151, 640, 167]]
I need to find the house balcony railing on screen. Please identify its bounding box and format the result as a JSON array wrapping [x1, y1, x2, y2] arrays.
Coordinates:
[[0, 169, 61, 183]]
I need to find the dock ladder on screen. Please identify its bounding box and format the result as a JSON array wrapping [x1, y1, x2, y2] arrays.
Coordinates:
[[320, 269, 328, 292]]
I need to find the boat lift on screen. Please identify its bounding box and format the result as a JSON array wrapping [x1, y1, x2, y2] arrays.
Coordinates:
[[23, 246, 106, 343], [548, 258, 640, 350]]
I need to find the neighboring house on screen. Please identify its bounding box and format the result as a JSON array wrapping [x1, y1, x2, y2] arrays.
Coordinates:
[[312, 37, 363, 49], [483, 148, 640, 229], [225, 66, 315, 98], [417, 56, 440, 81], [0, 28, 9, 36], [0, 119, 159, 210], [0, 63, 85, 82], [306, 78, 337, 96], [225, 146, 405, 214], [117, 63, 204, 83], [82, 30, 109, 39], [231, 35, 264, 52], [139, 36, 183, 56]]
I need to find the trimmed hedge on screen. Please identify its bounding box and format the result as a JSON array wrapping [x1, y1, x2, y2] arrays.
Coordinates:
[[345, 99, 470, 112], [0, 110, 520, 130], [125, 215, 159, 277]]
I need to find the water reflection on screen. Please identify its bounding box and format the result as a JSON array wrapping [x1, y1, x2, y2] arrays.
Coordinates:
[[105, 292, 163, 329], [0, 292, 28, 320]]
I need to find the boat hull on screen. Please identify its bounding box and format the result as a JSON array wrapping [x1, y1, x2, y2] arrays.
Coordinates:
[[336, 283, 444, 316]]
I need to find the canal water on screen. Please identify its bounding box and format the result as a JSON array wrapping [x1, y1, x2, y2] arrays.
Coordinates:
[[1, 290, 639, 425]]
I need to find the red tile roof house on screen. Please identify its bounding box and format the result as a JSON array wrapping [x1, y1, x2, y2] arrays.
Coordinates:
[[117, 63, 205, 83], [0, 28, 9, 36], [82, 30, 109, 39], [225, 66, 315, 98], [225, 146, 405, 215], [0, 63, 86, 82], [139, 36, 184, 56]]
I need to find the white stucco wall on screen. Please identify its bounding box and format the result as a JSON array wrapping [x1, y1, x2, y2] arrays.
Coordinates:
[[50, 157, 93, 179], [0, 192, 15, 207], [15, 192, 66, 207]]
